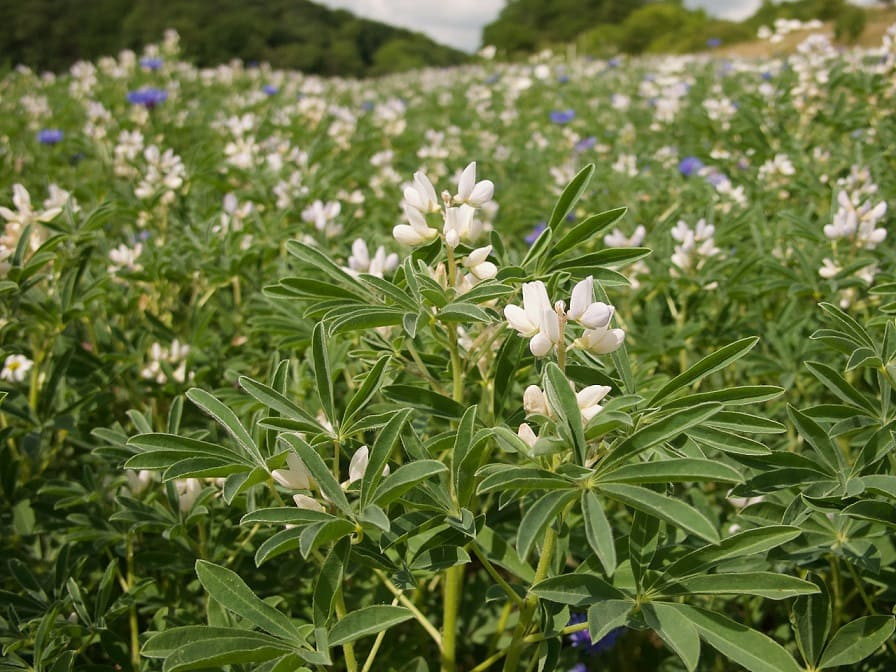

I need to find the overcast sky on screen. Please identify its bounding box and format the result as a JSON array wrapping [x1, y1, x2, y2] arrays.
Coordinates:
[[318, 0, 882, 52]]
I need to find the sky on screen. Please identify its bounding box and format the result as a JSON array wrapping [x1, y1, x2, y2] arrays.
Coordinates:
[[318, 0, 883, 52]]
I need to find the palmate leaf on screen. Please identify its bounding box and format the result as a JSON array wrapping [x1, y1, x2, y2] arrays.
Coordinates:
[[791, 575, 831, 668], [517, 490, 577, 561], [581, 491, 616, 576], [194, 561, 304, 644], [643, 602, 701, 672], [543, 361, 587, 464], [817, 616, 895, 668], [530, 572, 624, 606], [599, 483, 719, 543], [186, 389, 265, 468], [360, 408, 412, 508], [597, 458, 743, 485], [657, 572, 819, 600], [552, 207, 627, 256], [667, 603, 802, 672]]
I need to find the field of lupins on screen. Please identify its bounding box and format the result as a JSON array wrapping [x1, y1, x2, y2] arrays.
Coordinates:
[[2, 23, 896, 672]]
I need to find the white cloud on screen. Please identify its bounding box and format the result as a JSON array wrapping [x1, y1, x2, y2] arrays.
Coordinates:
[[317, 0, 505, 52]]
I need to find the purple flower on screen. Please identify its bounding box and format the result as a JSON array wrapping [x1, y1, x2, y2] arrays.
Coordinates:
[[569, 665, 587, 672], [557, 74, 570, 84], [484, 73, 501, 84], [127, 88, 168, 109], [707, 37, 722, 48], [568, 613, 623, 654], [705, 170, 729, 187], [574, 136, 597, 153], [526, 221, 547, 245], [139, 57, 163, 70], [607, 57, 621, 68], [361, 100, 375, 111], [263, 85, 279, 95], [37, 129, 63, 145], [550, 109, 575, 124], [678, 156, 704, 177]]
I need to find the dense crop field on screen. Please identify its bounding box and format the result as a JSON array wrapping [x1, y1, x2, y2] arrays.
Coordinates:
[[2, 26, 896, 672]]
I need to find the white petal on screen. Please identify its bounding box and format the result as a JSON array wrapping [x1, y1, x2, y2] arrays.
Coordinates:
[[472, 261, 497, 280], [468, 180, 494, 206], [457, 162, 476, 201], [504, 304, 538, 336], [529, 332, 553, 357], [348, 446, 369, 483], [577, 385, 612, 408], [293, 494, 324, 512], [517, 423, 538, 448], [579, 302, 613, 329], [523, 385, 549, 415], [522, 281, 551, 324], [568, 276, 593, 320]]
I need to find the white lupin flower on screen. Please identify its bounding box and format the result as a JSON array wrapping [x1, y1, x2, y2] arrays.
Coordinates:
[[0, 183, 62, 229], [126, 469, 154, 495], [403, 171, 440, 214], [577, 385, 612, 422], [576, 326, 626, 355], [463, 245, 497, 280], [523, 384, 551, 416], [567, 276, 614, 329], [529, 307, 562, 357], [504, 281, 551, 338], [272, 452, 313, 490], [455, 162, 495, 207], [293, 493, 325, 513], [517, 423, 538, 449], [443, 204, 482, 249], [302, 200, 342, 236], [175, 478, 202, 512], [819, 258, 841, 279], [1, 354, 33, 383], [347, 239, 398, 278], [344, 446, 390, 487], [394, 205, 439, 246]]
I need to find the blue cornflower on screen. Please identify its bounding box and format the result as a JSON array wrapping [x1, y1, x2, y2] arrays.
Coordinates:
[[38, 129, 63, 145], [568, 613, 624, 654], [526, 221, 547, 245], [707, 37, 722, 48], [127, 88, 168, 109], [139, 57, 163, 70], [574, 136, 597, 153], [557, 74, 570, 84], [550, 109, 575, 124], [263, 85, 279, 95], [705, 170, 728, 187], [678, 156, 704, 177]]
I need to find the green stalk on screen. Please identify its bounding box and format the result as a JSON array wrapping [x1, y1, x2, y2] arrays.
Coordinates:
[[335, 589, 358, 672], [441, 565, 463, 672]]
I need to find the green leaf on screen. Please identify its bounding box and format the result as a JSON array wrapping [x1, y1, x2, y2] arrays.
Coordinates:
[[598, 458, 743, 485], [521, 226, 553, 270], [643, 603, 701, 672], [663, 526, 802, 578], [438, 302, 493, 323], [240, 507, 333, 526], [382, 385, 465, 419], [342, 354, 391, 426], [361, 409, 412, 508], [329, 307, 407, 333], [662, 386, 784, 409], [279, 434, 351, 515], [194, 561, 302, 643], [553, 207, 627, 256], [587, 599, 631, 647], [186, 389, 265, 467], [668, 603, 802, 672], [787, 406, 845, 476], [818, 616, 895, 669], [372, 460, 448, 506], [649, 337, 759, 406], [517, 490, 577, 561], [313, 538, 349, 627], [530, 573, 624, 606], [805, 361, 878, 416], [474, 525, 535, 583], [598, 403, 722, 474], [659, 572, 819, 600], [581, 491, 616, 576], [328, 606, 413, 646], [452, 406, 483, 508], [239, 376, 322, 431], [476, 466, 575, 494], [299, 519, 356, 559], [553, 247, 651, 272], [286, 240, 369, 293], [543, 362, 587, 465], [791, 575, 830, 668], [142, 627, 292, 657], [629, 509, 659, 590], [162, 637, 291, 671], [410, 546, 471, 571], [600, 483, 719, 543], [311, 323, 335, 427], [817, 302, 875, 349], [548, 163, 595, 230]]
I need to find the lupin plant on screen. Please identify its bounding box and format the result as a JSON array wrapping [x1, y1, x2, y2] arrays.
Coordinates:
[[117, 164, 893, 672]]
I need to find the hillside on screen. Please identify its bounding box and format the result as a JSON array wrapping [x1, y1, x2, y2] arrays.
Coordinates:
[[0, 0, 468, 77]]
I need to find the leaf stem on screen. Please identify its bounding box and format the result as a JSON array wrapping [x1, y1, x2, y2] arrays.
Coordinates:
[[374, 569, 443, 648], [334, 589, 358, 672]]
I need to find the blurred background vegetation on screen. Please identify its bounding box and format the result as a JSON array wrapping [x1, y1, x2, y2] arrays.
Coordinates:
[[0, 0, 891, 76]]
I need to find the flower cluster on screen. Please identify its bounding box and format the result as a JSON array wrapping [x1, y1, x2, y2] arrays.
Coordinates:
[[670, 218, 721, 275], [504, 277, 624, 357]]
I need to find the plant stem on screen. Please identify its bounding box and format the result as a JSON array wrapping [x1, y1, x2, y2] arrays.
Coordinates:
[[334, 589, 358, 672], [126, 534, 140, 670], [471, 544, 524, 607], [374, 569, 443, 648], [442, 565, 463, 672], [501, 526, 558, 672]]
